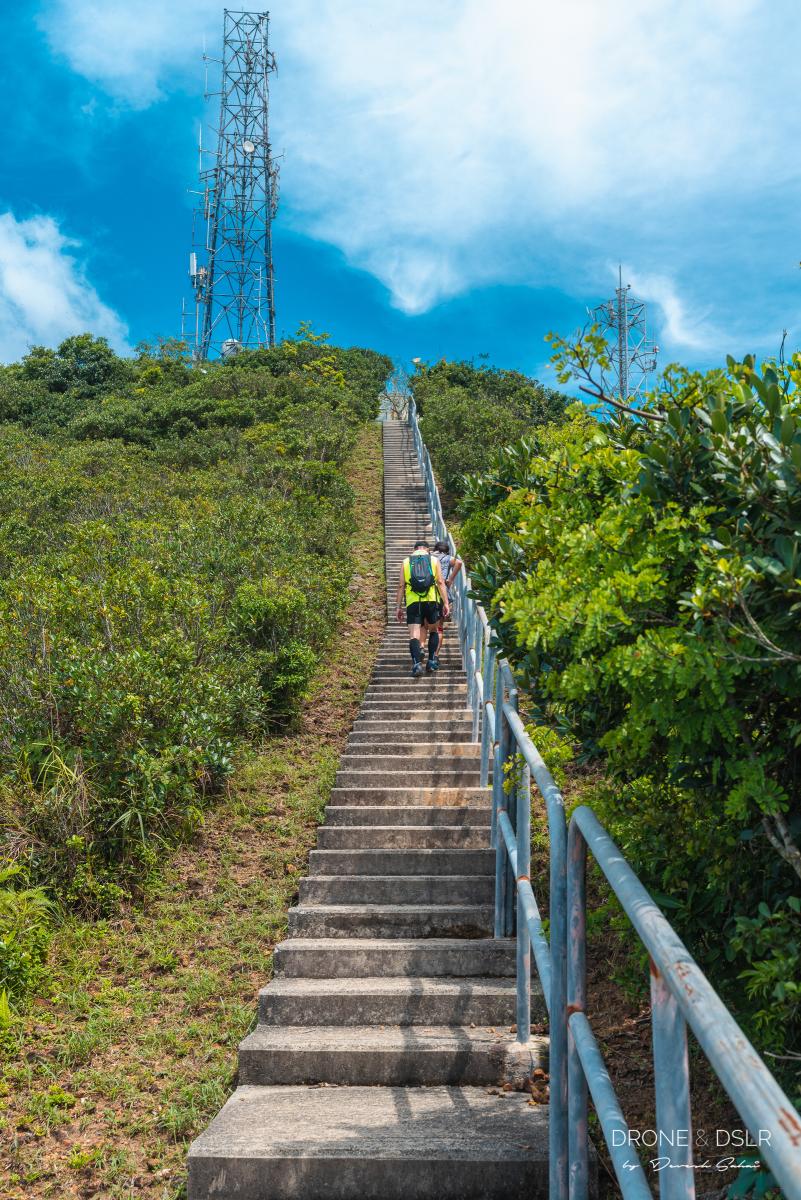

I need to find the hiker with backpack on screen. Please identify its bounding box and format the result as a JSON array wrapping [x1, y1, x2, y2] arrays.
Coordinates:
[[395, 540, 450, 677], [431, 539, 463, 654]]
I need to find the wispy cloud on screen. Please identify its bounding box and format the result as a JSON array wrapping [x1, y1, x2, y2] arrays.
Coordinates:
[[622, 268, 721, 353], [39, 0, 801, 359], [37, 1, 220, 108], [0, 212, 129, 362]]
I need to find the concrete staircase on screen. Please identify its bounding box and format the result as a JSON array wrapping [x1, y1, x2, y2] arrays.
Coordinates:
[[187, 422, 550, 1199]]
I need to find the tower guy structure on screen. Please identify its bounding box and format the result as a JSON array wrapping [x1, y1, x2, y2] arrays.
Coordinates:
[[591, 266, 658, 404], [188, 9, 279, 359]]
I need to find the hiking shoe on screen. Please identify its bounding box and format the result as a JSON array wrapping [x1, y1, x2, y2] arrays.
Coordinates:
[[411, 661, 424, 678], [429, 655, 440, 671]]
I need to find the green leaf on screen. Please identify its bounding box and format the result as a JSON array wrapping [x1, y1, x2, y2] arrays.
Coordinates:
[[780, 414, 796, 446]]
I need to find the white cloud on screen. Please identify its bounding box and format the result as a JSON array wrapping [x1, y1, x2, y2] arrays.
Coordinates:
[[622, 268, 720, 353], [39, 0, 801, 356], [37, 1, 221, 108], [0, 212, 129, 363]]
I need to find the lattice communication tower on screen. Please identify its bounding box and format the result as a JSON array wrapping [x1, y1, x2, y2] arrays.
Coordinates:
[[186, 9, 279, 360], [590, 266, 658, 403]]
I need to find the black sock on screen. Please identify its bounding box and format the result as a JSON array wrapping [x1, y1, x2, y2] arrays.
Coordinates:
[[428, 630, 440, 657], [409, 638, 422, 664]]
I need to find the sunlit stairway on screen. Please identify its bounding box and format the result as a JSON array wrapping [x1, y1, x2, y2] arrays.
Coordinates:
[[187, 421, 550, 1199]]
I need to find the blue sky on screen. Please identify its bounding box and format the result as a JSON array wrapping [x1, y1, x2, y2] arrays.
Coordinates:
[[1, 0, 800, 380]]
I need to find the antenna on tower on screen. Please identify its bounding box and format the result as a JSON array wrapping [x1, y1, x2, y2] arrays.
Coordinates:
[[185, 9, 279, 360], [590, 265, 658, 404]]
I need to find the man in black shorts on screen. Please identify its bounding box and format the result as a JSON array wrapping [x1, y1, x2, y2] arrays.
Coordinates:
[[395, 540, 450, 677]]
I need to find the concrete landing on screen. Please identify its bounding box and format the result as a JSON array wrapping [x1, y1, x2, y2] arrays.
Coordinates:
[[188, 1085, 549, 1200]]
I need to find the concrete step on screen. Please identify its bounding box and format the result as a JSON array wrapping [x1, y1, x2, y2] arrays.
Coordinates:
[[329, 787, 491, 805], [367, 669, 467, 680], [343, 742, 480, 757], [360, 692, 468, 702], [317, 826, 490, 851], [309, 848, 494, 877], [338, 752, 479, 771], [350, 721, 473, 735], [347, 730, 476, 744], [361, 682, 468, 692], [323, 805, 490, 826], [356, 704, 472, 715], [353, 712, 472, 724], [375, 655, 464, 662], [373, 647, 464, 654], [352, 722, 477, 734], [258, 974, 536, 1026], [187, 1084, 549, 1200], [364, 683, 468, 693], [287, 903, 494, 939], [238, 1024, 547, 1086], [335, 770, 482, 788], [299, 874, 493, 906], [363, 687, 468, 700], [373, 645, 464, 655], [372, 647, 464, 654], [366, 662, 462, 672]]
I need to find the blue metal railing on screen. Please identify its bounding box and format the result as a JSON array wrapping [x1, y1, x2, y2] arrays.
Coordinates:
[[406, 398, 801, 1200]]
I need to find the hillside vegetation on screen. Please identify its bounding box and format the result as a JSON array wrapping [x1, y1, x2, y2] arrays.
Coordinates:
[[415, 350, 801, 1097], [412, 359, 568, 496], [0, 327, 390, 1014]]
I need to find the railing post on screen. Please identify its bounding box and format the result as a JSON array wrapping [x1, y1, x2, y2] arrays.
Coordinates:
[[480, 643, 496, 788], [567, 821, 589, 1200], [550, 798, 569, 1200], [493, 668, 507, 936], [471, 612, 483, 743], [516, 762, 531, 1044], [651, 965, 695, 1199], [503, 679, 519, 937], [490, 664, 503, 852], [463, 600, 474, 709]]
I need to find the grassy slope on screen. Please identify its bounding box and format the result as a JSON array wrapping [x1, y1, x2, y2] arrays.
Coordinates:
[[0, 423, 385, 1200]]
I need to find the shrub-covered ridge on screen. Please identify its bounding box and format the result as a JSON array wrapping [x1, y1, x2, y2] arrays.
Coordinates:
[[459, 347, 801, 1082], [0, 327, 390, 1008]]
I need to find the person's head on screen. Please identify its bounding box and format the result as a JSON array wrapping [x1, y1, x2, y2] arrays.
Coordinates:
[[413, 540, 429, 551], [434, 540, 449, 554]]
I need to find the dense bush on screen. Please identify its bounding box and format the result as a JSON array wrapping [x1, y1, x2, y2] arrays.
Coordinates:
[[410, 359, 568, 494], [460, 348, 801, 1073], [0, 865, 52, 1018], [0, 328, 391, 995]]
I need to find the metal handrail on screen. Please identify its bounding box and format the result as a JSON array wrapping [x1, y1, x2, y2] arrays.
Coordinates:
[[406, 397, 801, 1200]]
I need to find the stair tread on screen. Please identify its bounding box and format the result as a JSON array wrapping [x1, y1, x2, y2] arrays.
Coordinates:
[[241, 1024, 547, 1050], [261, 975, 520, 996], [275, 936, 514, 952], [188, 1083, 549, 1162], [292, 903, 493, 914]]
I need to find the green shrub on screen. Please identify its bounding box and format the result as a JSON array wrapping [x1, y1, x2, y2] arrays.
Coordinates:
[[0, 326, 385, 917], [461, 348, 801, 1073], [0, 863, 53, 1006], [411, 359, 568, 495]]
